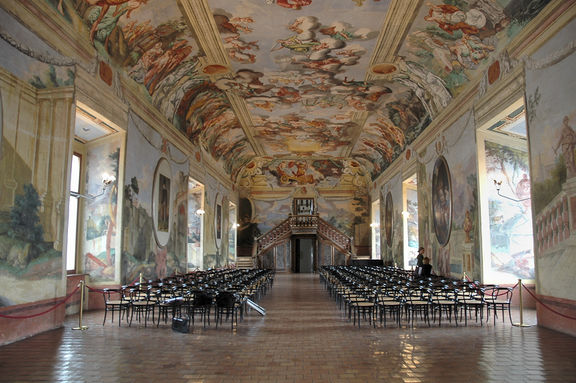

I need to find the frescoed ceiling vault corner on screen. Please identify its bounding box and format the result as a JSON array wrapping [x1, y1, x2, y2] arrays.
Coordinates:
[[48, 0, 551, 182]]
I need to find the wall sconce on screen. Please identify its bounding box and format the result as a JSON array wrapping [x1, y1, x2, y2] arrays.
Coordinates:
[[71, 174, 115, 200], [493, 179, 530, 202], [196, 209, 205, 216]]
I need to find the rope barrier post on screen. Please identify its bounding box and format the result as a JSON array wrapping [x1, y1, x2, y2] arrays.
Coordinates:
[[512, 279, 531, 328], [72, 280, 89, 331]]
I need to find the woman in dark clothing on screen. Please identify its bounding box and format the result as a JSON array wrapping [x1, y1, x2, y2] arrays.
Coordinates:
[[420, 257, 433, 278], [416, 247, 425, 268]]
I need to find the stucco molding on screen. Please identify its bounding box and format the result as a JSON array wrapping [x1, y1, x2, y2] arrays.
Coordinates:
[[179, 0, 265, 158], [1, 0, 95, 69], [507, 0, 576, 59], [367, 0, 422, 67], [226, 92, 265, 156], [178, 0, 231, 67], [75, 67, 128, 130], [346, 0, 422, 158], [473, 65, 525, 130]]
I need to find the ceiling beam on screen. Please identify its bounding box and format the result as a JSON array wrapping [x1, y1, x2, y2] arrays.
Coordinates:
[[227, 92, 266, 156], [178, 0, 265, 156], [345, 0, 423, 157], [178, 0, 230, 66], [342, 110, 369, 157], [368, 0, 423, 67]]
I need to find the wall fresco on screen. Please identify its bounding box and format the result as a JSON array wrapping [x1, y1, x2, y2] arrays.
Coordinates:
[[0, 12, 73, 307], [419, 112, 479, 279], [82, 138, 121, 283], [0, 8, 74, 89], [380, 173, 403, 266], [484, 140, 533, 281], [122, 112, 188, 283], [525, 17, 576, 299]]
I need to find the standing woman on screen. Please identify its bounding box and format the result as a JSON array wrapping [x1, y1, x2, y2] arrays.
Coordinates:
[[416, 247, 425, 275], [416, 247, 425, 267]]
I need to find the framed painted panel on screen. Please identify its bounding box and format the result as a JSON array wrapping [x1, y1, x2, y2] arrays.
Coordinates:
[[215, 193, 222, 249], [432, 156, 452, 247], [384, 191, 393, 247], [152, 157, 172, 247], [0, 91, 3, 160]]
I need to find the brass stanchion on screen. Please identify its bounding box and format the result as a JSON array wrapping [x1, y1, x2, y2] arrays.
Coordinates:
[[139, 272, 143, 285], [513, 278, 531, 327], [72, 280, 89, 331]]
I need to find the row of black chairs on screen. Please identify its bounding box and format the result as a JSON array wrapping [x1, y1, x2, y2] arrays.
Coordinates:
[[101, 268, 275, 331], [320, 265, 513, 328]]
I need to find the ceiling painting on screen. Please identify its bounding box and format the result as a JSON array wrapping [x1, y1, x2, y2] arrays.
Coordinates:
[[52, 0, 255, 177], [208, 0, 393, 160], [238, 157, 369, 191], [45, 0, 552, 183], [397, 0, 551, 96]]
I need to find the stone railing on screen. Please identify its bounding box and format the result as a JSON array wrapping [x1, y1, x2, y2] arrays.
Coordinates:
[[535, 192, 570, 253], [316, 217, 352, 254], [255, 217, 292, 255]]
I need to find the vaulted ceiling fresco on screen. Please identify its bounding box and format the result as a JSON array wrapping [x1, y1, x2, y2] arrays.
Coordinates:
[[50, 0, 550, 181]]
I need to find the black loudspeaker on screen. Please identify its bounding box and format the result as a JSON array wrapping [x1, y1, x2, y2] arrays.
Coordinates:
[[171, 316, 189, 333]]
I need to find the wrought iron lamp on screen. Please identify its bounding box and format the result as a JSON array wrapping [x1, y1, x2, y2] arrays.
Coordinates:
[[493, 179, 530, 202], [71, 174, 115, 200]]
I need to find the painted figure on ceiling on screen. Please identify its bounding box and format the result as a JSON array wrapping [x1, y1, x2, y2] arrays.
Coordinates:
[[449, 34, 495, 68], [143, 40, 193, 94], [424, 3, 484, 35], [70, 0, 148, 43], [276, 0, 313, 10], [276, 161, 315, 185]]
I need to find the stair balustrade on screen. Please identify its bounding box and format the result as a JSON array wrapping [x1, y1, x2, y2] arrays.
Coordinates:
[[255, 214, 353, 260]]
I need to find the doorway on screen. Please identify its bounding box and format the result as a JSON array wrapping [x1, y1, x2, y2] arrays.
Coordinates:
[[292, 236, 316, 273]]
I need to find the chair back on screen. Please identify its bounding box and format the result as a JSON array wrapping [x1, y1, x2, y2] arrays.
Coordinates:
[[193, 291, 213, 307], [485, 287, 513, 303], [216, 291, 238, 308]]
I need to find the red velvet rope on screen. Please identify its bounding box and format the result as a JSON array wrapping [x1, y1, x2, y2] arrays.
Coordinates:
[[522, 283, 576, 321], [483, 283, 518, 296], [86, 285, 105, 293], [0, 284, 81, 319]]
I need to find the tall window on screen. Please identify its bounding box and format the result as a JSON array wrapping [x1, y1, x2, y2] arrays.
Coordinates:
[[228, 202, 238, 265], [66, 153, 81, 272], [478, 104, 534, 284], [403, 174, 419, 270], [188, 179, 204, 270], [371, 200, 381, 259]]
